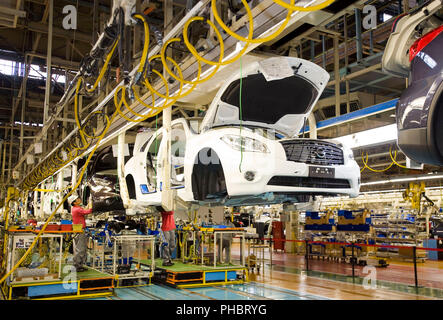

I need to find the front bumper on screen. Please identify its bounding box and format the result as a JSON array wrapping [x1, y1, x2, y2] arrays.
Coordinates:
[[221, 151, 360, 198]]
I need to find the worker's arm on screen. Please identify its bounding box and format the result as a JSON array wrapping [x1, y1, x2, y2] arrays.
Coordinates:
[[80, 208, 93, 216]]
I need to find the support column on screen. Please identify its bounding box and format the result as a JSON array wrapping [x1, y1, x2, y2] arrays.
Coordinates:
[[161, 0, 174, 211], [355, 8, 363, 63], [20, 56, 28, 158], [43, 0, 54, 130], [344, 14, 350, 114], [321, 35, 326, 69], [1, 140, 6, 185], [310, 40, 315, 61], [92, 0, 99, 44], [118, 131, 131, 209], [334, 35, 340, 117], [308, 113, 317, 139], [8, 122, 13, 182], [71, 163, 78, 189]]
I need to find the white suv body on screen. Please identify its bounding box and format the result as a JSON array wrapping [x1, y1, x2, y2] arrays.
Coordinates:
[[124, 57, 360, 207]]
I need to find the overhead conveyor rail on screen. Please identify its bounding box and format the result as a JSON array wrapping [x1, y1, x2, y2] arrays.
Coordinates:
[[13, 0, 338, 190]]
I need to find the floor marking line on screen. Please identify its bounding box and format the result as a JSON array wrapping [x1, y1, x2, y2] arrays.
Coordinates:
[[218, 285, 273, 300], [248, 281, 329, 300], [132, 287, 164, 300], [270, 267, 438, 300], [181, 288, 217, 300]]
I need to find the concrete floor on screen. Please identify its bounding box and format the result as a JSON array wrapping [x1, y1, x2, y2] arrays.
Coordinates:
[[91, 246, 443, 300]]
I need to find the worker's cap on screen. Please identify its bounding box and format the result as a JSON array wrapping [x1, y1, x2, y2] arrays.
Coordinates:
[[68, 194, 80, 204]]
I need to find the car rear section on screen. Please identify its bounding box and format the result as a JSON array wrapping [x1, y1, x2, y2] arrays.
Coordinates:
[[396, 24, 443, 165]]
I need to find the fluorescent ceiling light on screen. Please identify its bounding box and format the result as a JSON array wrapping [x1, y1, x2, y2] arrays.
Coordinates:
[[334, 124, 397, 149], [361, 174, 443, 186]]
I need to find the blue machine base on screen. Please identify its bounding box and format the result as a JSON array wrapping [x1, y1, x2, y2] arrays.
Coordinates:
[[27, 283, 78, 297], [205, 271, 237, 282]]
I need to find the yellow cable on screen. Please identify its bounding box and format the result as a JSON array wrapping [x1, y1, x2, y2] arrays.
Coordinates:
[[85, 39, 120, 93], [272, 0, 335, 11], [361, 152, 395, 173], [389, 147, 408, 169]]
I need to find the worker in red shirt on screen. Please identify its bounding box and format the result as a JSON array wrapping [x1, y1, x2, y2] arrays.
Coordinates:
[[156, 206, 176, 266], [69, 194, 92, 272]]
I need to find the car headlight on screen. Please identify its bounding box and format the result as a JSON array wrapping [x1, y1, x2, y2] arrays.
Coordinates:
[[220, 135, 270, 153]]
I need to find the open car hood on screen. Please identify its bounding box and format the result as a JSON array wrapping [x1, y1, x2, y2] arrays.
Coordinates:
[[201, 57, 330, 137]]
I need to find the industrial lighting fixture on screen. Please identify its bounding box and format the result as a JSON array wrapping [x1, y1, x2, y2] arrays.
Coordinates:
[[361, 174, 443, 186]]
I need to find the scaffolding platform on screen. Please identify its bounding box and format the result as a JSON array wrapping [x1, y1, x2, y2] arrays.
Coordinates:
[[2, 265, 114, 300], [143, 259, 247, 288]]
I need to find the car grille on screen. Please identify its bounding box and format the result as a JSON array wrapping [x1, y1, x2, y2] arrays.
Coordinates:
[[280, 140, 344, 165], [267, 176, 351, 189]]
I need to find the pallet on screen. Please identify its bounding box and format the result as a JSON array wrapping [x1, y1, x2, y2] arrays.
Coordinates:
[[5, 267, 116, 300], [153, 262, 247, 288]]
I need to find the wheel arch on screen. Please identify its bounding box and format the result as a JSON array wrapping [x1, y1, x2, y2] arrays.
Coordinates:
[[191, 147, 227, 201]]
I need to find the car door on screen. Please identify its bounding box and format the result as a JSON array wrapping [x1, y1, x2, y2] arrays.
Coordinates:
[[144, 129, 164, 193], [170, 121, 189, 190]]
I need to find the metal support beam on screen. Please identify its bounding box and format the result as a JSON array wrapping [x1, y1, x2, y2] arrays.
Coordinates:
[[310, 40, 315, 61], [334, 35, 340, 117], [308, 113, 317, 139], [71, 163, 77, 190], [354, 8, 363, 62], [327, 63, 382, 87], [162, 0, 174, 211], [20, 56, 28, 158], [43, 0, 54, 129], [24, 21, 91, 43], [321, 35, 326, 69], [351, 75, 393, 92], [344, 14, 350, 114], [117, 131, 131, 209], [93, 0, 99, 44], [54, 117, 76, 123], [0, 6, 26, 18], [1, 141, 6, 185]]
